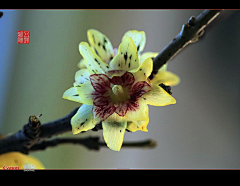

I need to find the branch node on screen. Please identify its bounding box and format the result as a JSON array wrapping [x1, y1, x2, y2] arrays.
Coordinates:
[[23, 115, 42, 149], [150, 10, 222, 78], [148, 139, 157, 148], [28, 115, 41, 129], [187, 16, 196, 26], [180, 23, 191, 36]]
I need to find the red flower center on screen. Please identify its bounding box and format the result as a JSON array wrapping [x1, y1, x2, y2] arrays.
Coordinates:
[[90, 71, 151, 121]]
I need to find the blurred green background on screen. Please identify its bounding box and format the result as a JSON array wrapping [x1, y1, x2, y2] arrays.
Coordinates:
[[0, 9, 240, 169]]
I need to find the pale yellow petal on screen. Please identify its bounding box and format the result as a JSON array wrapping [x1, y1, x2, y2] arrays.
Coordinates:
[[77, 58, 87, 69], [144, 83, 176, 106], [122, 30, 146, 54], [79, 42, 111, 74], [126, 105, 149, 132], [102, 121, 127, 151], [140, 52, 168, 72], [76, 81, 94, 105], [151, 70, 180, 86], [74, 69, 90, 85], [109, 37, 139, 71], [62, 87, 84, 103], [71, 104, 95, 134], [104, 99, 148, 123], [130, 57, 153, 82], [139, 52, 158, 65], [87, 29, 114, 63], [127, 120, 148, 132], [124, 98, 149, 121]]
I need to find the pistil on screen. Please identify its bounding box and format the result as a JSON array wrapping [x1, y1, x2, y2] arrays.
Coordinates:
[[112, 85, 124, 97]]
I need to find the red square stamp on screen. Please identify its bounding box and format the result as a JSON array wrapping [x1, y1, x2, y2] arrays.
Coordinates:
[[17, 31, 30, 44]]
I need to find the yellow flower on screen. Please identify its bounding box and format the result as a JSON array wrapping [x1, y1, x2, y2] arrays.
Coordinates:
[[0, 152, 45, 169], [78, 29, 180, 87], [63, 30, 177, 151]]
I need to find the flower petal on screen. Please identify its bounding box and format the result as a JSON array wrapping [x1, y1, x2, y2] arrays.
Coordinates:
[[127, 105, 149, 132], [110, 75, 123, 86], [130, 81, 151, 99], [110, 71, 135, 87], [109, 37, 139, 71], [105, 98, 148, 122], [87, 29, 114, 63], [115, 101, 128, 116], [93, 96, 110, 106], [77, 58, 87, 69], [93, 104, 116, 121], [90, 74, 110, 93], [74, 69, 90, 86], [130, 57, 153, 82], [144, 83, 176, 106], [127, 120, 149, 132], [79, 42, 111, 74], [139, 52, 158, 64], [71, 104, 95, 134], [139, 52, 168, 72], [102, 121, 127, 151], [121, 71, 135, 86], [151, 70, 180, 86], [62, 87, 84, 103], [124, 98, 149, 121], [76, 81, 95, 105], [105, 70, 126, 79], [122, 30, 146, 55]]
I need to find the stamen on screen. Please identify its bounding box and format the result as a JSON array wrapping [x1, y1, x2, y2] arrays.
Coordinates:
[[111, 85, 130, 105], [112, 85, 124, 96]]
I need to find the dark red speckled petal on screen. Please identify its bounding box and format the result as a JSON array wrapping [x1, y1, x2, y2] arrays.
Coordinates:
[[90, 74, 111, 93], [93, 104, 116, 121], [130, 81, 151, 99]]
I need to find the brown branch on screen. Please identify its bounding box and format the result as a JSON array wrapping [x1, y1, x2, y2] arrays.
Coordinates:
[[29, 137, 156, 152], [149, 10, 222, 79], [29, 137, 101, 151], [0, 107, 79, 155], [0, 107, 155, 154]]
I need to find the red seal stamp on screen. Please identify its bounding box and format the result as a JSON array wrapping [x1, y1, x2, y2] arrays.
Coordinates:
[[17, 31, 30, 44]]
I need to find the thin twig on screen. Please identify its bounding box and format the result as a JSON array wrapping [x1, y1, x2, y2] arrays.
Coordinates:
[[109, 139, 156, 149], [29, 137, 156, 152]]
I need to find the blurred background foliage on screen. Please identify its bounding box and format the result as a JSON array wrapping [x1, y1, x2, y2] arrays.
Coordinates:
[[0, 10, 240, 169]]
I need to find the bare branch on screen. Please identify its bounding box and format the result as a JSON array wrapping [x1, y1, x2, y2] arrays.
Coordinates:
[[0, 107, 79, 155], [149, 10, 222, 80], [29, 137, 102, 151], [0, 106, 155, 154], [29, 137, 157, 152]]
